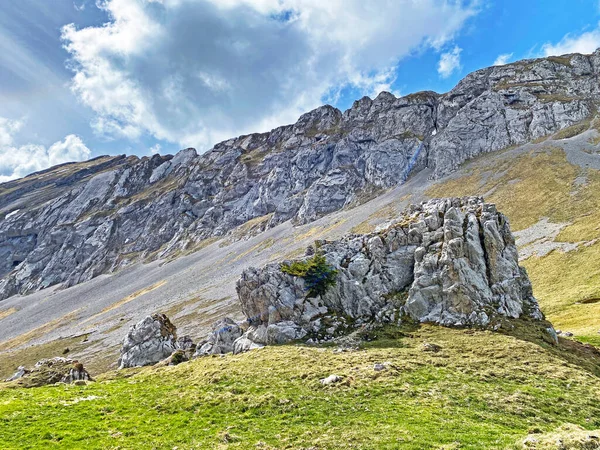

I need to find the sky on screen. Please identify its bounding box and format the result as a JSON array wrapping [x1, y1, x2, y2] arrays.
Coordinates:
[[1, 0, 600, 181]]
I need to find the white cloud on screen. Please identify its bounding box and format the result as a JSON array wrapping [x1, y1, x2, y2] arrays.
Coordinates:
[[0, 117, 22, 147], [493, 52, 513, 66], [62, 0, 479, 151], [542, 25, 600, 56], [0, 118, 91, 182], [437, 45, 462, 78], [149, 143, 161, 155]]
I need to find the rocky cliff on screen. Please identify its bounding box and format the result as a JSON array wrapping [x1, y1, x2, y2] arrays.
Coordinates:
[[230, 197, 543, 349], [1, 50, 600, 299]]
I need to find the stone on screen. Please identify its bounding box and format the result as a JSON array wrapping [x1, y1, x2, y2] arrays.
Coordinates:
[[164, 350, 188, 366], [118, 313, 177, 369], [6, 358, 92, 387], [5, 366, 28, 382], [544, 327, 559, 346], [563, 331, 574, 337], [232, 336, 264, 354], [373, 363, 389, 371], [62, 361, 93, 383], [193, 318, 242, 357], [231, 197, 543, 350], [2, 50, 600, 300], [319, 374, 342, 385], [421, 343, 442, 353]]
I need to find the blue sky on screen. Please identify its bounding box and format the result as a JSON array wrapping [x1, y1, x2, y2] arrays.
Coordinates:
[[1, 0, 600, 181]]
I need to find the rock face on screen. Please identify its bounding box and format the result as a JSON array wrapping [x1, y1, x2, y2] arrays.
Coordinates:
[[234, 197, 543, 346], [118, 313, 177, 369], [2, 50, 600, 299]]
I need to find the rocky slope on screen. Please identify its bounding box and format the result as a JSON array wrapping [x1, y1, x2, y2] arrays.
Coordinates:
[[1, 50, 600, 301]]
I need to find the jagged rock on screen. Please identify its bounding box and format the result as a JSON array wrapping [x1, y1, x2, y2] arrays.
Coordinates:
[[266, 321, 308, 345], [118, 313, 177, 369], [175, 335, 195, 351], [233, 197, 543, 348], [61, 361, 93, 383], [5, 358, 92, 387], [193, 318, 242, 357], [2, 50, 600, 300]]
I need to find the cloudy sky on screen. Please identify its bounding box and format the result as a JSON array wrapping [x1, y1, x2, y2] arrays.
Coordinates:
[[0, 0, 599, 181]]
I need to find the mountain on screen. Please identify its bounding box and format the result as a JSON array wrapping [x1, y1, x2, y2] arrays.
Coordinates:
[[1, 50, 600, 301], [2, 50, 600, 450], [0, 50, 599, 376]]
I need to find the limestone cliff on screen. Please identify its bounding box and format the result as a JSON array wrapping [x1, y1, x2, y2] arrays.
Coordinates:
[[1, 50, 600, 299]]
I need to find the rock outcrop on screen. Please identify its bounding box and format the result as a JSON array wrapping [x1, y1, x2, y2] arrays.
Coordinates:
[[118, 313, 177, 369], [5, 358, 92, 387], [233, 197, 543, 347], [2, 50, 600, 299]]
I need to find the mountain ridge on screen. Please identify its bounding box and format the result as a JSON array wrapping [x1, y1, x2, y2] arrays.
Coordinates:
[[1, 49, 600, 300]]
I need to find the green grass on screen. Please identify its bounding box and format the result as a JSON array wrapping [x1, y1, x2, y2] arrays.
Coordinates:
[[1, 323, 599, 449]]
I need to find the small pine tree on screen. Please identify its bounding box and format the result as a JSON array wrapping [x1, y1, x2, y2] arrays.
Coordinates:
[[281, 253, 337, 297]]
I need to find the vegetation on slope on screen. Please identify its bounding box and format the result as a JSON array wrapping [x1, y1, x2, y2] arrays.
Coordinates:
[[426, 145, 600, 346], [1, 323, 599, 450]]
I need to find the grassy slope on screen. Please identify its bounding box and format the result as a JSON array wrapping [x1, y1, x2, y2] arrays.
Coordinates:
[[1, 323, 599, 450], [426, 146, 600, 346]]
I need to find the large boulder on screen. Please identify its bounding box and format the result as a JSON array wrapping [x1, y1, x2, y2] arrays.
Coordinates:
[[233, 197, 544, 348], [118, 313, 177, 369]]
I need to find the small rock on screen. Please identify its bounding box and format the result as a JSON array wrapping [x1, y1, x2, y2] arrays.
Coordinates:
[[5, 366, 28, 382], [62, 348, 70, 355], [563, 331, 574, 337], [320, 374, 342, 385], [556, 330, 562, 335], [373, 363, 388, 371], [421, 342, 442, 353]]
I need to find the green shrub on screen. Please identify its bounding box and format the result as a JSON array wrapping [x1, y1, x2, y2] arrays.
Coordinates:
[[281, 254, 337, 297]]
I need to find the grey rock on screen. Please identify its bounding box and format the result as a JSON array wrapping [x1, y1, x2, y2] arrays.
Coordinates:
[[544, 327, 559, 346], [232, 336, 264, 354], [7, 358, 92, 387], [2, 50, 600, 300], [118, 313, 177, 369], [193, 318, 242, 356], [62, 362, 93, 384], [373, 363, 389, 371], [563, 331, 574, 337], [5, 366, 28, 382], [320, 374, 342, 385], [421, 343, 442, 353], [232, 197, 543, 348]]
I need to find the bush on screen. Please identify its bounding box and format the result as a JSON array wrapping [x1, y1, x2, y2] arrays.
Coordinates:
[[281, 254, 338, 297]]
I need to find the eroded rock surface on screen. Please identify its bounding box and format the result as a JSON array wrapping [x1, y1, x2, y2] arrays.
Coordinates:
[[118, 313, 177, 369], [2, 50, 600, 299], [234, 197, 543, 347]]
